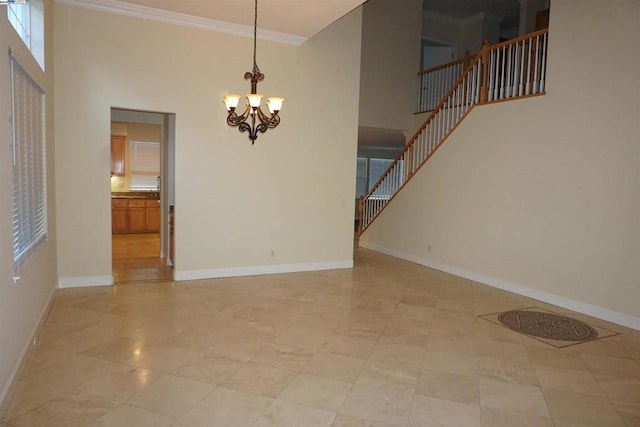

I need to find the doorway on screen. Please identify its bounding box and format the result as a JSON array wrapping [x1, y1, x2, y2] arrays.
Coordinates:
[[110, 108, 175, 284]]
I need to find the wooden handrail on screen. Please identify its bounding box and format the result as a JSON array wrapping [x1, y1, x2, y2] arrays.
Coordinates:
[[487, 28, 548, 51], [417, 51, 474, 76], [365, 54, 482, 200]]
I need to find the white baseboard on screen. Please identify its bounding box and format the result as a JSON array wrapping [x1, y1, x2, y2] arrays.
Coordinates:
[[359, 240, 640, 331], [0, 287, 56, 414], [175, 260, 354, 281], [58, 275, 113, 288]]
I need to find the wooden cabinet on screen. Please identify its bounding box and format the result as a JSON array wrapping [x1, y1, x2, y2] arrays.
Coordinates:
[[145, 200, 161, 231], [128, 200, 147, 232], [111, 198, 161, 233], [111, 199, 128, 232], [111, 135, 126, 176]]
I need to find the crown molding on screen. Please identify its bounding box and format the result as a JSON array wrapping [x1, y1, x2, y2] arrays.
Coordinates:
[[55, 0, 307, 46]]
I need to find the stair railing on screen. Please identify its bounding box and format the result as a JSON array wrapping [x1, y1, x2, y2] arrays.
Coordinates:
[[417, 51, 473, 113], [359, 29, 548, 235]]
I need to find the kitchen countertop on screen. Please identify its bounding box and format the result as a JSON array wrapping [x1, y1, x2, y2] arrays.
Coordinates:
[[111, 192, 159, 200]]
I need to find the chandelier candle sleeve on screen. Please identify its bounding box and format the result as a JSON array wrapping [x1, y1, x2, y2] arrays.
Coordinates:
[[222, 0, 283, 144]]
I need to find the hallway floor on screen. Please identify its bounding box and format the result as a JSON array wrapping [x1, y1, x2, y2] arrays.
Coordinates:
[[112, 233, 173, 284], [2, 249, 639, 426]]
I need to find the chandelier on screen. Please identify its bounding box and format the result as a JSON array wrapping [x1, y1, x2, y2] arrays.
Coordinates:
[[223, 0, 284, 144]]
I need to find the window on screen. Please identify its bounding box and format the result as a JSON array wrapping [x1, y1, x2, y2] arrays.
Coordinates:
[[368, 158, 394, 190], [355, 157, 368, 199], [8, 1, 29, 46], [129, 140, 160, 191], [7, 0, 45, 70], [10, 53, 47, 278], [355, 156, 403, 200]]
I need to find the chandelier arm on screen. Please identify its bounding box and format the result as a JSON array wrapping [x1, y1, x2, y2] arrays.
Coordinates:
[[267, 113, 280, 129], [255, 106, 269, 123], [255, 107, 280, 130], [226, 105, 251, 127]]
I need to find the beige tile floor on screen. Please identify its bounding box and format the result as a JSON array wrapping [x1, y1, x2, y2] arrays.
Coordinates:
[[3, 249, 640, 426]]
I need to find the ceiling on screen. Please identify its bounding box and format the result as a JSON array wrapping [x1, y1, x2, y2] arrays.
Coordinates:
[[358, 127, 406, 149], [423, 0, 520, 29], [85, 0, 367, 39], [68, 0, 523, 41]]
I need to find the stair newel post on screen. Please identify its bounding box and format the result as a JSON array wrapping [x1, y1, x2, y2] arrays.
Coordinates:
[[463, 50, 472, 69], [480, 40, 489, 104]]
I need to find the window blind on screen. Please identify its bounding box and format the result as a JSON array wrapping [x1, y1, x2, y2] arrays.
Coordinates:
[[129, 140, 160, 191], [356, 157, 368, 198], [368, 158, 394, 190], [10, 53, 47, 278]]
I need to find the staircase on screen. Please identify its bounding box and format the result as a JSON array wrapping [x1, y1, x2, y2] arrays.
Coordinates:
[[358, 29, 549, 235]]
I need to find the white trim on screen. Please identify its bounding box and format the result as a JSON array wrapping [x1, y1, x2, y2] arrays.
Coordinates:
[[359, 241, 640, 331], [0, 287, 55, 413], [175, 260, 353, 281], [54, 0, 307, 46], [58, 275, 113, 288]]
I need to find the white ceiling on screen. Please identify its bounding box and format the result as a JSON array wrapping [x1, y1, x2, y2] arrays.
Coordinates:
[[68, 0, 367, 40]]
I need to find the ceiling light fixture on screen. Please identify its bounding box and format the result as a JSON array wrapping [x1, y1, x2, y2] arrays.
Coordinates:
[[223, 0, 284, 144]]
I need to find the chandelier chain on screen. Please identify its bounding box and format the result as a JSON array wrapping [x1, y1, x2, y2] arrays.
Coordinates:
[[252, 0, 260, 76]]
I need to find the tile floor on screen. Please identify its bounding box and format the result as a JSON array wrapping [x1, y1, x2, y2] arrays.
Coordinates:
[[2, 249, 640, 426]]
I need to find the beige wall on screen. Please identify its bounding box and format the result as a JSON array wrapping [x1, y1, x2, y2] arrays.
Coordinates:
[[54, 4, 362, 282], [359, 0, 422, 132], [0, 0, 57, 410], [362, 0, 640, 326]]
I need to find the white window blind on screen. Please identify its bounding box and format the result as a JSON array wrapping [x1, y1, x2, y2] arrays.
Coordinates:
[[356, 157, 368, 198], [10, 53, 47, 278], [129, 140, 160, 191], [368, 158, 394, 189]]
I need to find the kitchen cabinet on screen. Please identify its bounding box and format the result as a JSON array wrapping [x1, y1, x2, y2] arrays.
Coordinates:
[[111, 199, 128, 232], [128, 200, 146, 232], [145, 200, 161, 231], [111, 135, 126, 176], [111, 198, 160, 233]]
